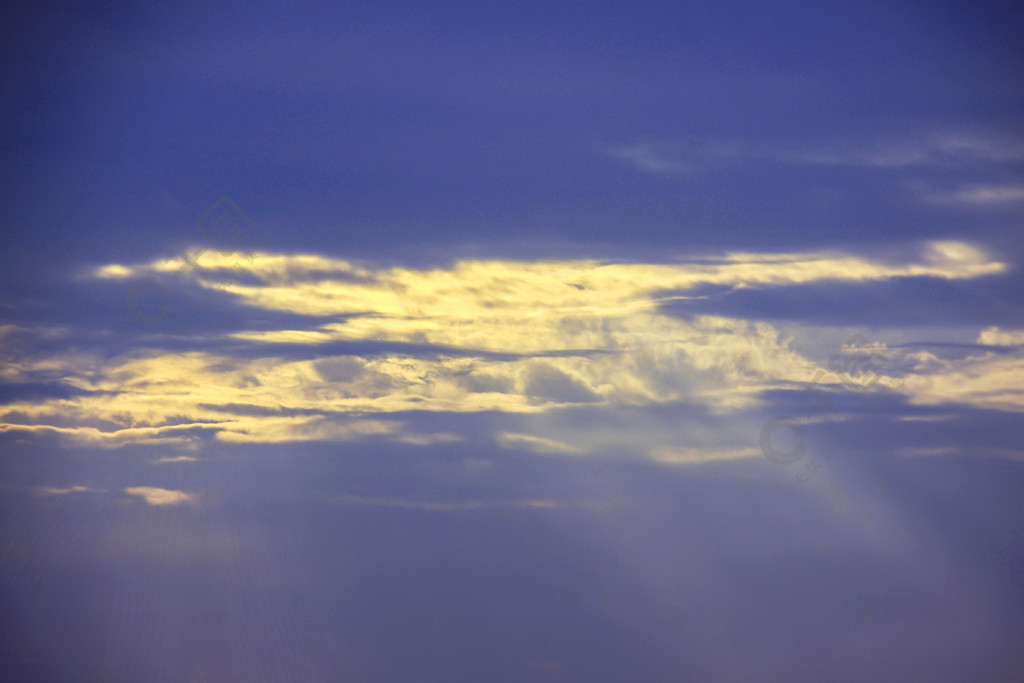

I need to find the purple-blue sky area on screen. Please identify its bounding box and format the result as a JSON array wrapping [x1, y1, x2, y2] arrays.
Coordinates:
[[2, 1, 1023, 681]]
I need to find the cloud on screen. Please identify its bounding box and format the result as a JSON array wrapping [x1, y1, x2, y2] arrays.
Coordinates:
[[0, 422, 210, 449], [786, 133, 1024, 168], [333, 493, 563, 511], [395, 432, 463, 446], [34, 485, 94, 495], [899, 347, 1024, 412], [211, 415, 398, 444], [152, 455, 199, 464], [0, 240, 1014, 457], [604, 132, 1024, 174], [602, 142, 700, 174], [649, 446, 760, 464], [123, 487, 197, 506], [497, 432, 583, 455], [92, 240, 1005, 328], [602, 139, 743, 174], [913, 183, 1024, 207], [978, 327, 1024, 346]]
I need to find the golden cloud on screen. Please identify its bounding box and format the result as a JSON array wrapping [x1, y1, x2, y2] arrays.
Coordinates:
[[1, 241, 1016, 458], [123, 487, 197, 506]]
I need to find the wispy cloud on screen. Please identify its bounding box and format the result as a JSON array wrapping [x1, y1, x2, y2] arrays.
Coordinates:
[[152, 455, 199, 464], [604, 132, 1024, 174], [786, 133, 1024, 168], [898, 343, 1024, 412], [34, 485, 94, 496], [649, 446, 760, 464], [912, 183, 1024, 207], [333, 494, 563, 511], [123, 486, 197, 506], [602, 139, 744, 174], [497, 432, 583, 455], [395, 432, 464, 446]]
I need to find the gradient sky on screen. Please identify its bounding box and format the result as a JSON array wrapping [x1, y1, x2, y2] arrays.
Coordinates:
[[2, 1, 1024, 681]]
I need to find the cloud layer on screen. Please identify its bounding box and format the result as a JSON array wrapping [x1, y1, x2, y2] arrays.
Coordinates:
[[2, 240, 1019, 461]]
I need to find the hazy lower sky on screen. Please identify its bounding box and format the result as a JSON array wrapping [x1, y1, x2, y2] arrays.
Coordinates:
[[2, 1, 1023, 681]]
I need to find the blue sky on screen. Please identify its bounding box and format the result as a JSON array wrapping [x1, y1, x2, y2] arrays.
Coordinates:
[[2, 1, 1024, 680]]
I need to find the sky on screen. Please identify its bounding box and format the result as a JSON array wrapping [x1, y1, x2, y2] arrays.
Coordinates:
[[2, 1, 1023, 680]]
